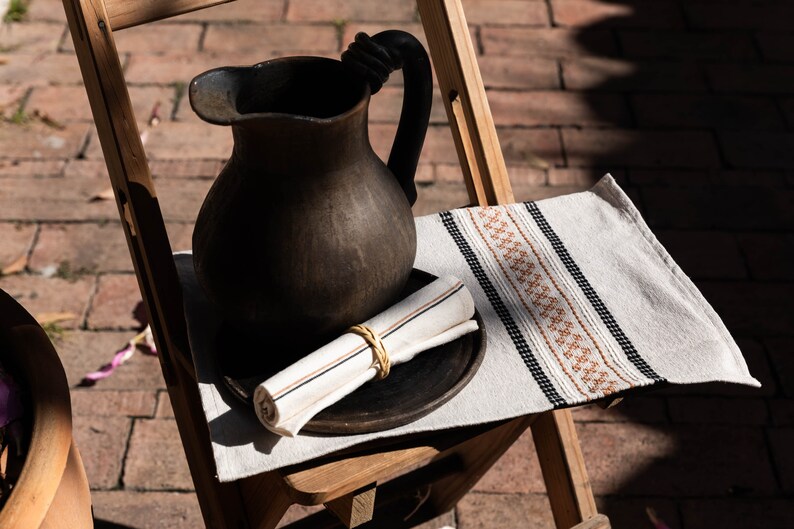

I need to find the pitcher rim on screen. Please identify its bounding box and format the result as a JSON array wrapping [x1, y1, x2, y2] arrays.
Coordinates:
[[189, 56, 371, 126]]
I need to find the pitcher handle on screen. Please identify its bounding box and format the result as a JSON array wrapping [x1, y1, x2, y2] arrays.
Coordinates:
[[342, 31, 432, 206]]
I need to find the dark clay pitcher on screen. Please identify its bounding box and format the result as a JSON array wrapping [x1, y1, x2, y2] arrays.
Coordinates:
[[189, 31, 432, 352]]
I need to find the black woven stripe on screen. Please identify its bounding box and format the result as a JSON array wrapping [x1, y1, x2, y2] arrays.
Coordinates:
[[524, 203, 664, 382], [439, 211, 566, 407]]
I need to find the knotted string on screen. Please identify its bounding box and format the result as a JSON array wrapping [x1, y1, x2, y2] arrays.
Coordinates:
[[347, 324, 391, 380], [340, 32, 399, 94]]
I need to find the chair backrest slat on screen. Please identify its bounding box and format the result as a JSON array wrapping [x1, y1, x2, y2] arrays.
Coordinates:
[[63, 0, 188, 385], [106, 0, 234, 31], [417, 0, 513, 205]]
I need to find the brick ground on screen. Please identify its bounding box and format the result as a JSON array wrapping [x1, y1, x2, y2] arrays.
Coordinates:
[[1, 0, 793, 527]]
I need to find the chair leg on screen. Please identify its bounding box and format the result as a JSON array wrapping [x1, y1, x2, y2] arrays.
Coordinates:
[[166, 358, 256, 529], [531, 410, 599, 529], [572, 514, 611, 529], [238, 471, 293, 529], [324, 483, 377, 528], [422, 416, 535, 515]]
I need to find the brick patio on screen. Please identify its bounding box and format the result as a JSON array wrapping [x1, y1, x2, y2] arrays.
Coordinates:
[[1, 0, 793, 527]]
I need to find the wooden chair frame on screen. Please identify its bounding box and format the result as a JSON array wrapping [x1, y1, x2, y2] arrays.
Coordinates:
[[60, 0, 609, 527]]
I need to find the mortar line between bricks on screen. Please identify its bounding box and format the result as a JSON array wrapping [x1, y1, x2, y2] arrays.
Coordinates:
[[604, 190, 791, 208], [762, 427, 785, 494], [110, 489, 200, 497], [76, 128, 93, 160], [662, 396, 675, 424], [758, 341, 786, 404], [197, 22, 208, 52], [770, 97, 791, 133], [592, 492, 791, 501], [170, 84, 185, 121], [497, 124, 627, 130], [555, 59, 565, 90], [23, 222, 42, 269], [125, 486, 197, 493], [572, 417, 669, 425], [0, 219, 197, 225], [154, 389, 168, 419], [543, 0, 555, 28], [676, 0, 690, 31], [709, 128, 731, 170], [280, 0, 289, 22], [120, 51, 132, 73], [14, 86, 34, 116], [749, 31, 766, 63], [733, 232, 754, 281], [201, 19, 410, 27], [118, 417, 139, 491], [611, 28, 624, 58], [674, 501, 684, 529], [91, 326, 158, 332], [82, 273, 102, 331], [472, 22, 554, 29], [474, 25, 484, 56], [465, 491, 552, 497], [56, 24, 71, 52], [623, 92, 637, 129], [458, 490, 792, 500], [556, 127, 568, 168], [0, 217, 202, 224], [335, 20, 344, 53], [685, 278, 794, 288], [761, 397, 774, 432]]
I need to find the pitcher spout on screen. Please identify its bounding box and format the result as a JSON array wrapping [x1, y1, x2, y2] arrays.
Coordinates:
[[189, 66, 249, 125]]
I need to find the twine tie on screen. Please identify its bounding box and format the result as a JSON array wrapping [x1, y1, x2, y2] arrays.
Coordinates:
[[347, 324, 391, 380]]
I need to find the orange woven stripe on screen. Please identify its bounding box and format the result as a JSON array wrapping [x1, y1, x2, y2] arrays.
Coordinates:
[[474, 207, 619, 395]]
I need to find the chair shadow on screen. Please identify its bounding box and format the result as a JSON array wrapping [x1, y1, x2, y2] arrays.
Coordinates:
[[566, 1, 792, 527], [94, 520, 137, 529]]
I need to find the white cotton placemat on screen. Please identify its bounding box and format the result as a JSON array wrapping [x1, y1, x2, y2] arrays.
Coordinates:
[[177, 174, 759, 482]]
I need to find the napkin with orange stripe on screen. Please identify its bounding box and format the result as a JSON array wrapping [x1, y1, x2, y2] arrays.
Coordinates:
[[253, 276, 478, 436]]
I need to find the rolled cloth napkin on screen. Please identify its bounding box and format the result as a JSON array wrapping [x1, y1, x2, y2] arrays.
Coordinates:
[[253, 276, 479, 436]]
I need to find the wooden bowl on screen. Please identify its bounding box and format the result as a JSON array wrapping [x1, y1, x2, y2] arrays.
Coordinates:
[[0, 290, 92, 529]]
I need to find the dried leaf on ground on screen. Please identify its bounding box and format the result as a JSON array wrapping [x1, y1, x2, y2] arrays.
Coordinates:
[[35, 311, 77, 325], [525, 151, 550, 170], [31, 109, 66, 130], [89, 187, 115, 202], [148, 101, 162, 128], [646, 507, 673, 529], [1, 254, 27, 276]]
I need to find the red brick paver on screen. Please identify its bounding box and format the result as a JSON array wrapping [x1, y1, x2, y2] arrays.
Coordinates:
[[90, 491, 204, 529], [124, 419, 194, 491]]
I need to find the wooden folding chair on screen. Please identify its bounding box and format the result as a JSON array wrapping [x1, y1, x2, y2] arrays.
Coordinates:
[[60, 0, 611, 527]]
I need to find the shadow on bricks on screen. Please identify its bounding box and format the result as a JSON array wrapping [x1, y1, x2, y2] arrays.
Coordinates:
[[567, 1, 794, 527], [94, 520, 137, 529]]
